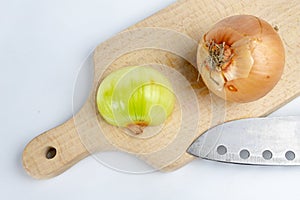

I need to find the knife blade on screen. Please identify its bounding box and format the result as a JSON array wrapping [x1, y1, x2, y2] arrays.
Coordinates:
[[187, 116, 300, 165]]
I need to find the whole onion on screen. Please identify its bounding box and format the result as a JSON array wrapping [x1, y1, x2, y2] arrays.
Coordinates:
[[197, 15, 285, 103]]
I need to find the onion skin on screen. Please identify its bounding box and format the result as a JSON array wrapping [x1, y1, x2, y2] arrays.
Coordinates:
[[197, 15, 285, 103]]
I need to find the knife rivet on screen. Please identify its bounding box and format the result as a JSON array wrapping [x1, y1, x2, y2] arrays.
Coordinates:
[[239, 149, 250, 159], [217, 145, 227, 155], [262, 150, 273, 160], [285, 151, 295, 161]]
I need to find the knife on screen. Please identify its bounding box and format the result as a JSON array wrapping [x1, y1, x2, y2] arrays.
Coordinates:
[[187, 116, 300, 165]]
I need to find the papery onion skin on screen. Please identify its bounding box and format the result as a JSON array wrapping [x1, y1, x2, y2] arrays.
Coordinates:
[[96, 66, 175, 134], [197, 15, 285, 103]]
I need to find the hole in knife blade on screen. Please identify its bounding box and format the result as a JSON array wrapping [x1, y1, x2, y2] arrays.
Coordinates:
[[239, 149, 250, 159], [217, 145, 227, 155], [262, 150, 273, 160], [285, 151, 295, 161]]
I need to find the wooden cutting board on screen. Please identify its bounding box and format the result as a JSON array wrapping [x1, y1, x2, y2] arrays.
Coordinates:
[[23, 0, 300, 179]]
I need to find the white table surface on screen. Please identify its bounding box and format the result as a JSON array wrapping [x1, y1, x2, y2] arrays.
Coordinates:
[[1, 0, 300, 199]]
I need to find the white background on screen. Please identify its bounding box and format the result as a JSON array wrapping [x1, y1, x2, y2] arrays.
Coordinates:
[[1, 0, 300, 199]]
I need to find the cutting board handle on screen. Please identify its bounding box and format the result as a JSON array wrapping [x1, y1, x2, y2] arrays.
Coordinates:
[[22, 118, 90, 179]]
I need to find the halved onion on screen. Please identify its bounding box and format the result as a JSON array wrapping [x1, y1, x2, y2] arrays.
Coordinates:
[[96, 66, 175, 134]]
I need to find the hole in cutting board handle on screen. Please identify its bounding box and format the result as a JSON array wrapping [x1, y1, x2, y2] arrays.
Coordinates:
[[46, 147, 57, 159]]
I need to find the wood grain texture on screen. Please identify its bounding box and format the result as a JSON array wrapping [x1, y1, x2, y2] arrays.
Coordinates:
[[23, 0, 300, 179], [22, 119, 89, 179]]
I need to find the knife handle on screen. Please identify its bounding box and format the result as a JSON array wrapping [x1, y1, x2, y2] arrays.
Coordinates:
[[22, 118, 90, 179]]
